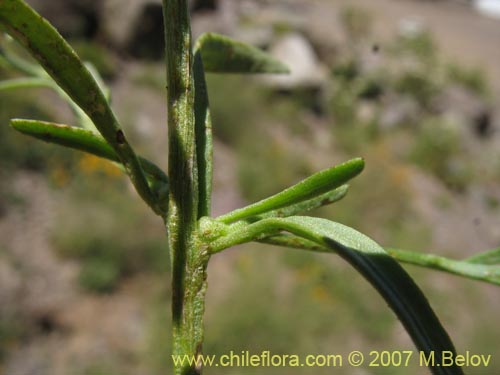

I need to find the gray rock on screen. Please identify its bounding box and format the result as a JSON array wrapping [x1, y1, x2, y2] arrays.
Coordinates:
[[380, 94, 420, 129], [265, 33, 327, 89]]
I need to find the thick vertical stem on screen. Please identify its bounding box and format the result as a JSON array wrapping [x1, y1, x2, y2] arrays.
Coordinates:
[[163, 1, 208, 374]]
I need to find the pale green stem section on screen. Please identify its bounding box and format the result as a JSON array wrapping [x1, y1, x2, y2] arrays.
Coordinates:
[[259, 235, 500, 286], [0, 75, 96, 131], [387, 248, 500, 285], [163, 1, 209, 374], [248, 185, 349, 221]]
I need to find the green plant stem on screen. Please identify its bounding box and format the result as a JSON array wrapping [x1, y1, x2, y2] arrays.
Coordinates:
[[0, 77, 50, 90], [163, 1, 208, 374]]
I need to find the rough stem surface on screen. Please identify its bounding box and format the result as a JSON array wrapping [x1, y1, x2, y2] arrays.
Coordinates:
[[163, 1, 208, 374]]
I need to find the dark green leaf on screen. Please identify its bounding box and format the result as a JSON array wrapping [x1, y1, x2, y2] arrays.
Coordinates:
[[193, 50, 213, 217], [273, 217, 463, 375], [11, 119, 168, 183], [196, 32, 289, 74], [249, 185, 349, 221], [0, 0, 161, 215]]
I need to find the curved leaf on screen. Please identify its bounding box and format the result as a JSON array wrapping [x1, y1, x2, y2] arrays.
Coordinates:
[[275, 217, 463, 375], [0, 1, 113, 136], [248, 185, 349, 221], [10, 119, 168, 184], [387, 248, 500, 285], [217, 158, 364, 223], [196, 32, 289, 74], [207, 216, 463, 375]]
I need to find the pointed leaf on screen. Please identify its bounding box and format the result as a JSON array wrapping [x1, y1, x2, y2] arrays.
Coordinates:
[[386, 248, 500, 285], [217, 158, 364, 223], [196, 32, 289, 74], [193, 50, 213, 217], [208, 216, 462, 375], [249, 185, 349, 221], [275, 217, 463, 375], [11, 119, 168, 183]]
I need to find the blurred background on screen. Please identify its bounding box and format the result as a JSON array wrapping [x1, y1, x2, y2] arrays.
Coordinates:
[[1, 0, 500, 374]]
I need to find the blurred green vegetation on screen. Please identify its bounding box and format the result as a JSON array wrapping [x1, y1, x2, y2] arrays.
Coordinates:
[[0, 317, 23, 362], [340, 6, 373, 43], [52, 166, 168, 293], [410, 117, 472, 192], [70, 40, 118, 80]]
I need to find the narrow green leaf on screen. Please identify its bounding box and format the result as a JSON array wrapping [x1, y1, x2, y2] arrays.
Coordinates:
[[10, 119, 168, 183], [207, 217, 462, 375], [0, 0, 161, 215], [195, 32, 289, 74], [249, 185, 349, 221], [0, 77, 51, 91], [217, 158, 364, 223], [465, 247, 500, 265]]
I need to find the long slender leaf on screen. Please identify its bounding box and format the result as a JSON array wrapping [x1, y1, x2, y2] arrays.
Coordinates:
[[278, 217, 462, 375], [0, 77, 51, 91], [0, 0, 161, 215], [196, 32, 289, 74], [0, 37, 41, 75], [207, 217, 462, 375], [248, 185, 349, 221], [193, 50, 213, 217], [11, 119, 168, 183], [217, 158, 364, 223]]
